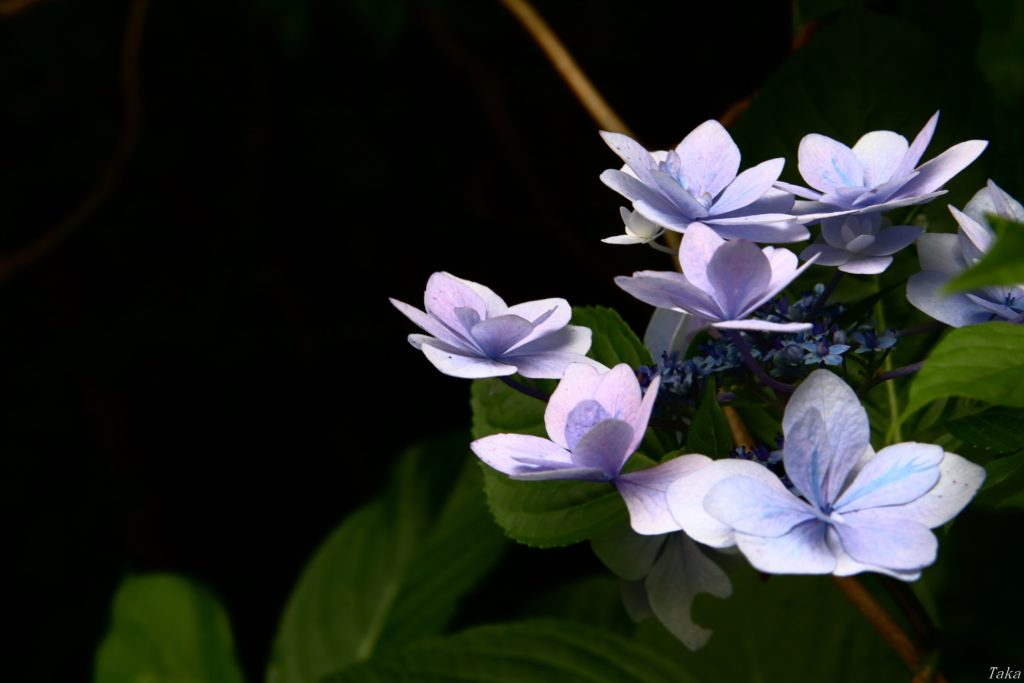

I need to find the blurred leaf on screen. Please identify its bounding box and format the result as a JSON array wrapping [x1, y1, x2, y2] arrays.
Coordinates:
[[639, 563, 904, 683], [267, 433, 508, 683], [976, 0, 1024, 108], [572, 306, 653, 369], [945, 218, 1024, 291], [685, 379, 733, 458], [974, 451, 1024, 509], [93, 575, 245, 683], [471, 378, 627, 547], [328, 619, 695, 683], [906, 322, 1024, 414], [946, 406, 1024, 454]]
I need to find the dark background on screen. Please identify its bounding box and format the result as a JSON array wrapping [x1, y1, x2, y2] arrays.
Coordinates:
[[3, 1, 1019, 680]]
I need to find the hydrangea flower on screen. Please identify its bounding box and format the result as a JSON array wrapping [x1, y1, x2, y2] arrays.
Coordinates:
[[666, 370, 984, 580], [390, 272, 599, 379], [591, 524, 731, 650], [907, 180, 1024, 326], [471, 363, 706, 534], [602, 207, 665, 246], [779, 112, 987, 219], [615, 223, 816, 333], [800, 213, 923, 274], [600, 120, 807, 242]]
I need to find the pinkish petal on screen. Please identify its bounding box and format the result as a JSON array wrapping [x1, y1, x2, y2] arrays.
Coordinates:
[[616, 454, 706, 535]]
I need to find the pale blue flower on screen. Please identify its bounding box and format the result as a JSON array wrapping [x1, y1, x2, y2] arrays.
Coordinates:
[[615, 223, 816, 333], [600, 120, 807, 242], [781, 112, 987, 220], [908, 180, 1024, 326], [666, 370, 985, 580], [471, 363, 706, 535], [602, 207, 665, 246], [800, 213, 923, 275], [390, 272, 600, 379]]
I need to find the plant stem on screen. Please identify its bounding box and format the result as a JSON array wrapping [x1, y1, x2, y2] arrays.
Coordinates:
[[723, 330, 796, 395], [873, 276, 902, 443], [805, 270, 844, 321], [500, 375, 550, 402], [859, 361, 925, 395]]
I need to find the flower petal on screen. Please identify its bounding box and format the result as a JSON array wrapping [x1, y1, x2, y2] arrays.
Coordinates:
[[600, 131, 658, 186], [571, 418, 635, 477], [700, 218, 810, 243], [509, 325, 592, 357], [563, 399, 613, 451], [712, 319, 813, 333], [615, 271, 723, 320], [424, 272, 490, 336], [733, 520, 836, 574], [600, 169, 679, 216], [894, 452, 986, 528], [834, 509, 937, 570], [966, 179, 1024, 223], [616, 454, 709, 535], [950, 205, 994, 263], [826, 528, 922, 581], [861, 225, 924, 256], [801, 243, 851, 266], [711, 158, 786, 216], [906, 271, 993, 328], [471, 433, 574, 476], [678, 222, 725, 293], [651, 170, 709, 219], [783, 370, 870, 505], [895, 140, 988, 198], [590, 522, 663, 581], [704, 474, 818, 537], [645, 534, 732, 651], [839, 256, 893, 275], [633, 199, 695, 232], [390, 297, 470, 348], [545, 363, 605, 448], [835, 442, 943, 513], [892, 111, 939, 178], [509, 350, 602, 379], [470, 315, 534, 357], [798, 134, 865, 193], [643, 307, 708, 361], [775, 181, 823, 201], [666, 457, 779, 548], [673, 120, 741, 199], [852, 130, 908, 186], [450, 273, 509, 318], [706, 239, 772, 318], [420, 342, 517, 378]]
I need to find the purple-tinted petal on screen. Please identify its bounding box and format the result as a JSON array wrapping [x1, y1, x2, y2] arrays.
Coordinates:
[[616, 454, 708, 535], [798, 134, 865, 193], [839, 256, 893, 275], [424, 272, 489, 336], [834, 510, 936, 570], [704, 475, 818, 536], [626, 374, 661, 456], [706, 240, 772, 318], [545, 363, 604, 448], [711, 158, 786, 215], [733, 520, 835, 574], [452, 273, 509, 318], [966, 179, 1024, 223], [965, 291, 1021, 320], [746, 248, 818, 312], [775, 181, 823, 201], [950, 206, 994, 263], [592, 364, 645, 427], [600, 169, 679, 216], [712, 319, 813, 333], [850, 171, 918, 208], [665, 457, 780, 548], [781, 409, 833, 509], [916, 233, 965, 275], [678, 222, 725, 292], [826, 527, 922, 581], [603, 233, 649, 245], [615, 272, 723, 320], [895, 140, 988, 198], [390, 297, 469, 348], [673, 120, 741, 199], [509, 350, 602, 379], [600, 131, 658, 186], [892, 112, 939, 179], [852, 130, 909, 186], [564, 400, 612, 451], [633, 200, 694, 232], [651, 170, 709, 219], [470, 315, 534, 357], [783, 370, 870, 505], [590, 523, 663, 580], [835, 443, 943, 513], [703, 219, 810, 243], [862, 225, 924, 256], [702, 212, 797, 225], [645, 534, 732, 651], [571, 418, 635, 477], [471, 433, 573, 476], [420, 342, 517, 378], [509, 325, 592, 357], [507, 297, 569, 334], [801, 243, 851, 266], [907, 271, 993, 328], [729, 187, 797, 215], [894, 452, 986, 528]]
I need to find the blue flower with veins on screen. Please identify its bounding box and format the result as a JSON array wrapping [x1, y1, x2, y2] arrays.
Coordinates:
[[801, 213, 923, 275], [600, 120, 807, 243], [908, 180, 1024, 326], [666, 370, 985, 580]]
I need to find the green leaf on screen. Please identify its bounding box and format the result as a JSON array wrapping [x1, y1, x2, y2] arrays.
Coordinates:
[[572, 306, 653, 369], [267, 433, 508, 682], [328, 619, 696, 683], [974, 451, 1024, 510], [93, 574, 245, 683], [946, 406, 1024, 454], [685, 379, 733, 458], [906, 322, 1024, 414], [945, 218, 1024, 292], [471, 377, 546, 439], [640, 563, 905, 683]]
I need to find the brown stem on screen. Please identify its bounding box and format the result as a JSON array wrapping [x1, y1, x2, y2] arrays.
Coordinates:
[[0, 0, 148, 283], [499, 0, 633, 136]]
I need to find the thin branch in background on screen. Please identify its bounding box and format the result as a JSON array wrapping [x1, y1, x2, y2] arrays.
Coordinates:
[[500, 375, 550, 403], [499, 0, 632, 136], [0, 0, 41, 17], [859, 361, 925, 395], [0, 0, 148, 284]]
